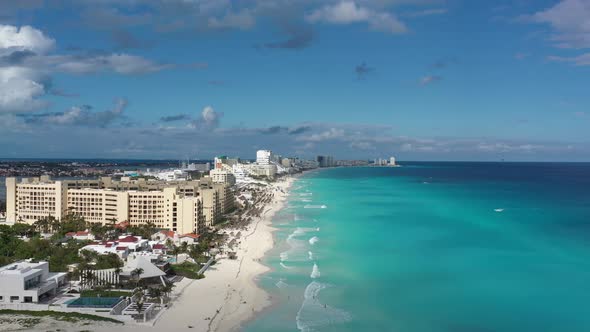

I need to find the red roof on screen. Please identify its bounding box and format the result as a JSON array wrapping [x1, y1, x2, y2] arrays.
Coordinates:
[[118, 235, 138, 243], [180, 233, 200, 239], [160, 230, 176, 238], [115, 246, 127, 251], [153, 244, 167, 249], [115, 221, 130, 229]]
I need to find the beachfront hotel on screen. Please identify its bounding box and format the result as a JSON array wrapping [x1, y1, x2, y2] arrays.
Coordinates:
[[5, 175, 235, 234]]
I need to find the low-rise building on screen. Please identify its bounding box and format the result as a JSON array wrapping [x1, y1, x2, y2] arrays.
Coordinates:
[[0, 260, 67, 303]]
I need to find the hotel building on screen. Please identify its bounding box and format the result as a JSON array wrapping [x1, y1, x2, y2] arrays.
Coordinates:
[[5, 176, 235, 234]]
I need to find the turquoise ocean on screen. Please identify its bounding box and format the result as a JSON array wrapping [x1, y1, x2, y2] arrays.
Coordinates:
[[243, 163, 590, 332]]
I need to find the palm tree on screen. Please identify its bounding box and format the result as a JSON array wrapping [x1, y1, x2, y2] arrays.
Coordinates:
[[131, 268, 144, 288], [171, 246, 181, 263]]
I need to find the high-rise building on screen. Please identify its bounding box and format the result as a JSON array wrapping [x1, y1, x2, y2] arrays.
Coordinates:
[[256, 150, 273, 165], [316, 155, 335, 168]]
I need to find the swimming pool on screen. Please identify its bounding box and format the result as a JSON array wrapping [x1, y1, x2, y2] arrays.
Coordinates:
[[66, 297, 123, 308]]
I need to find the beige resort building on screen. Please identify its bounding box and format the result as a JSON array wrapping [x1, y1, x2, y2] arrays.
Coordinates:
[[5, 176, 234, 234]]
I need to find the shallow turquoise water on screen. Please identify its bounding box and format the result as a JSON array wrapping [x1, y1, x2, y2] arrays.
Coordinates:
[[243, 163, 590, 332]]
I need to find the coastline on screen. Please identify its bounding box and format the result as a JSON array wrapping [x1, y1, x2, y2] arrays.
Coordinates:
[[23, 173, 302, 332], [152, 174, 298, 332]]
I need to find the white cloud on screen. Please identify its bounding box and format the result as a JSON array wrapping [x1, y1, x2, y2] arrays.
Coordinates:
[[49, 54, 171, 74], [190, 105, 223, 130], [0, 66, 48, 113], [299, 128, 345, 142], [527, 0, 590, 49], [0, 24, 173, 113], [22, 98, 128, 127], [0, 25, 55, 54], [547, 53, 590, 66], [305, 1, 407, 34]]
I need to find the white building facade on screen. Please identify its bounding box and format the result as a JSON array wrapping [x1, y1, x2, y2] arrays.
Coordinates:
[[0, 260, 66, 303]]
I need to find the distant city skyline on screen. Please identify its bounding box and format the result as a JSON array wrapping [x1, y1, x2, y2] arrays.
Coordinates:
[[1, 0, 589, 161]]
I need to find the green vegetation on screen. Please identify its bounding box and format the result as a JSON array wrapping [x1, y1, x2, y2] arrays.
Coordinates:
[[170, 261, 204, 279], [0, 214, 128, 272], [0, 309, 123, 324], [80, 290, 132, 298]]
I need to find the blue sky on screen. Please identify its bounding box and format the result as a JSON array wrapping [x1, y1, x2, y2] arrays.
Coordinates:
[[0, 0, 589, 161]]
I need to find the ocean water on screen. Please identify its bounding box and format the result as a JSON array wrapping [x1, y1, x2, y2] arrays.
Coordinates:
[[243, 163, 590, 332]]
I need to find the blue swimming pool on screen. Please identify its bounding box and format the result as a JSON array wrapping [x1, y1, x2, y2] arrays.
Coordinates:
[[66, 297, 123, 308]]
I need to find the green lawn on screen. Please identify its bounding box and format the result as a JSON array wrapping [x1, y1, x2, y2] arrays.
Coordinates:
[[0, 309, 123, 324], [170, 262, 205, 279]]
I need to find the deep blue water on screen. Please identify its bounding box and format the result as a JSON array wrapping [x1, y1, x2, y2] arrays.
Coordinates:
[[244, 163, 590, 332]]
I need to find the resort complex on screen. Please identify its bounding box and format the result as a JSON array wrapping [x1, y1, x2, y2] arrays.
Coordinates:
[[0, 149, 322, 329]]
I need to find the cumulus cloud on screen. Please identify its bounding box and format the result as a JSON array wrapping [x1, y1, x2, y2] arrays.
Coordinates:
[[0, 25, 55, 54], [190, 106, 223, 130], [305, 1, 407, 34], [0, 24, 174, 114], [0, 66, 48, 113]]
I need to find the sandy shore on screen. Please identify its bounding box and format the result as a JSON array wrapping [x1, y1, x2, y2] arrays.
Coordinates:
[[40, 176, 296, 332], [153, 176, 295, 332]]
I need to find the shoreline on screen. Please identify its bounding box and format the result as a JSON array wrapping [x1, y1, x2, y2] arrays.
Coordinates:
[[20, 173, 303, 332], [152, 174, 299, 332]]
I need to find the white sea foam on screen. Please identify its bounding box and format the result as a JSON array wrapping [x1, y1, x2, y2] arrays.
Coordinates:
[[276, 279, 290, 289], [494, 208, 504, 212], [310, 263, 321, 279], [280, 252, 289, 261], [309, 236, 319, 245], [280, 262, 294, 269], [300, 192, 313, 197], [308, 251, 314, 260], [301, 198, 312, 203], [304, 205, 327, 209], [296, 281, 352, 332], [283, 228, 318, 262]]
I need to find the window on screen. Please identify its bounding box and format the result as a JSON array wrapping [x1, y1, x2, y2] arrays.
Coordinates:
[[10, 296, 19, 302], [24, 296, 33, 303]]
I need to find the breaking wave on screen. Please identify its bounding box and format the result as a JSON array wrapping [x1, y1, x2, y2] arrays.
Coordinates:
[[309, 236, 319, 245], [296, 281, 352, 332], [310, 263, 321, 279]]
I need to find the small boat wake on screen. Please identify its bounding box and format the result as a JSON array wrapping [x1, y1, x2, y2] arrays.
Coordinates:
[[304, 205, 327, 209]]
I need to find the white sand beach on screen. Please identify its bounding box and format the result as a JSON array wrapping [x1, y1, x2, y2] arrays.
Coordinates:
[[91, 176, 296, 332], [23, 176, 296, 332], [154, 176, 295, 331]]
